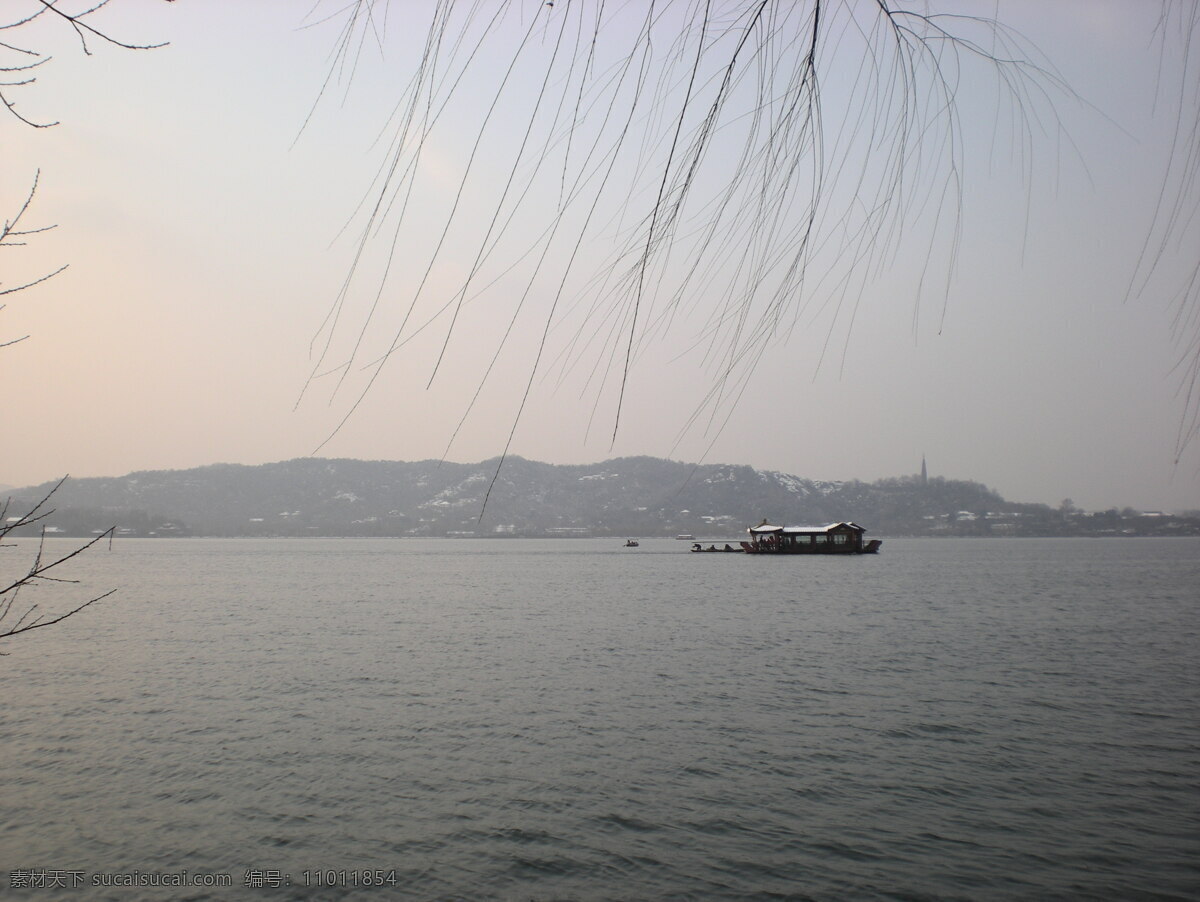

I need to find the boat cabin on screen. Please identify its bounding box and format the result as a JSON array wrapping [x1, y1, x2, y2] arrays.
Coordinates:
[[745, 521, 875, 554]]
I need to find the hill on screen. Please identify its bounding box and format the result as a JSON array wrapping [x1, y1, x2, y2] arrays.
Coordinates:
[[5, 457, 1197, 538]]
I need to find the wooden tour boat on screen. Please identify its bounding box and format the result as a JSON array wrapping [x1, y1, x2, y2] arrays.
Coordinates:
[[739, 521, 881, 555]]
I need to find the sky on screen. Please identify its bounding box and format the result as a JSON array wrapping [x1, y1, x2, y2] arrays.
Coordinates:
[[3, 0, 1199, 512]]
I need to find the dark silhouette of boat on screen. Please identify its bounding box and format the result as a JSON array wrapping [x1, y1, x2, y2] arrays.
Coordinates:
[[737, 521, 881, 555]]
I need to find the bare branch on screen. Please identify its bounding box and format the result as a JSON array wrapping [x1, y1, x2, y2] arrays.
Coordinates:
[[0, 480, 118, 647], [0, 5, 165, 649], [0, 588, 116, 645], [32, 0, 170, 56], [1, 1, 172, 126]]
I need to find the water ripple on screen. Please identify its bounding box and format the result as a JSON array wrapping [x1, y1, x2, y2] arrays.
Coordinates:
[[1, 536, 1197, 900]]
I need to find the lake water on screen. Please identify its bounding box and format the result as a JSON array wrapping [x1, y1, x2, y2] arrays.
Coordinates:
[[1, 537, 1197, 900]]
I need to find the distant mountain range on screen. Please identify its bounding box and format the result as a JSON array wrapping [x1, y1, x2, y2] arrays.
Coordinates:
[[6, 457, 1198, 538]]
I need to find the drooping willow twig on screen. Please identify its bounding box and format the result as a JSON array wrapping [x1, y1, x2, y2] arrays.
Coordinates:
[[307, 1, 1187, 510], [1126, 1, 1200, 464]]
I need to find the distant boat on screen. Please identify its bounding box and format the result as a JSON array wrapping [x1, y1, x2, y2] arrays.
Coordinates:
[[675, 534, 695, 540], [738, 521, 881, 555], [624, 539, 639, 547]]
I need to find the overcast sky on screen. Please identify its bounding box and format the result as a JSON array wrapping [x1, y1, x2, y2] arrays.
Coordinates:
[[3, 0, 1198, 512]]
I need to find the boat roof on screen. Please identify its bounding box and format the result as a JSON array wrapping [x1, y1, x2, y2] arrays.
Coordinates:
[[748, 521, 865, 535]]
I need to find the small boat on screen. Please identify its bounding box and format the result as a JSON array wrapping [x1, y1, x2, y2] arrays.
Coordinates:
[[624, 539, 639, 547], [690, 542, 744, 553], [741, 521, 881, 555], [675, 534, 695, 540]]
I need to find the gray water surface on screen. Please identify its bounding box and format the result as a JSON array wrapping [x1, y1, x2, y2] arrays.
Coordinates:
[[2, 537, 1197, 900]]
